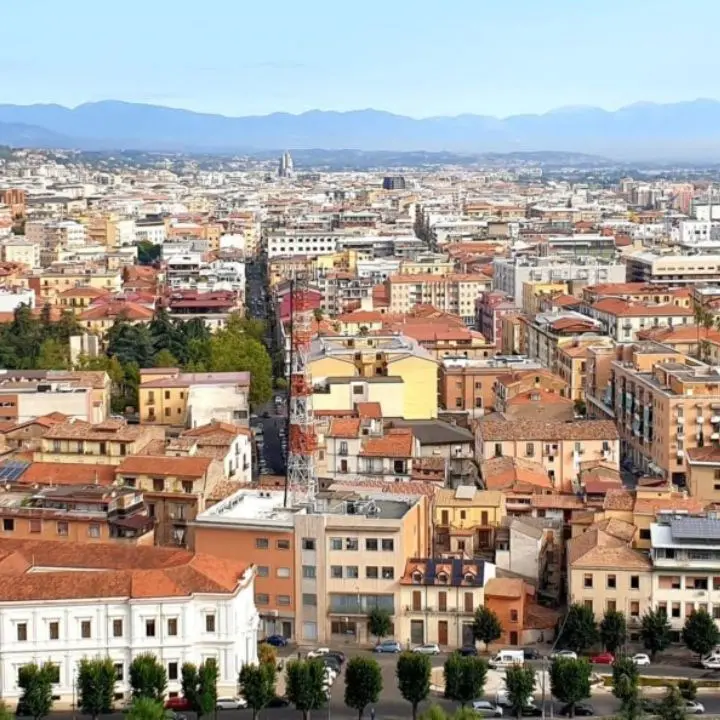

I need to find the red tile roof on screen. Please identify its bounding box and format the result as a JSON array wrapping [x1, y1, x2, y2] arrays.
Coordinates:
[[116, 455, 213, 478], [20, 462, 116, 486], [360, 428, 414, 457]]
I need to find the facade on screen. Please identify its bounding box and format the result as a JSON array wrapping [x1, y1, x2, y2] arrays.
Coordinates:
[[626, 252, 720, 284]]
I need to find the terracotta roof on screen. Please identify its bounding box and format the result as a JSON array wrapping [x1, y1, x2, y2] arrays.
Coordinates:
[[116, 455, 213, 478], [20, 462, 117, 486], [80, 301, 154, 322], [43, 420, 148, 442], [182, 421, 250, 443], [58, 286, 110, 299], [434, 488, 505, 508], [478, 418, 618, 441], [360, 428, 414, 457], [328, 418, 361, 439], [356, 402, 382, 420], [530, 494, 585, 509], [484, 577, 524, 598], [603, 488, 635, 511], [327, 480, 438, 498], [592, 297, 693, 318], [481, 456, 552, 491], [594, 517, 637, 543], [633, 494, 706, 515], [0, 538, 249, 601], [687, 446, 720, 464]]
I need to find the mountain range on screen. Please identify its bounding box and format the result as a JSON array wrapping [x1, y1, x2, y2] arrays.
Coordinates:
[[1, 99, 720, 159]]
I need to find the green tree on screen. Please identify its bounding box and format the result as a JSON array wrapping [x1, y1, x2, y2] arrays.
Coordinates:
[[239, 663, 276, 720], [600, 609, 627, 653], [504, 664, 536, 720], [125, 697, 167, 720], [137, 240, 162, 265], [367, 607, 393, 643], [678, 679, 697, 702], [472, 606, 502, 648], [612, 656, 640, 718], [557, 604, 599, 654], [129, 653, 167, 702], [258, 643, 277, 667], [285, 659, 327, 720], [549, 658, 591, 718], [16, 663, 55, 720], [181, 659, 218, 720], [35, 338, 70, 369], [396, 651, 431, 720], [573, 399, 587, 417], [344, 656, 383, 720], [682, 609, 720, 660], [443, 654, 487, 709], [153, 348, 178, 368], [641, 608, 672, 659], [657, 685, 686, 720], [107, 318, 154, 367], [76, 657, 116, 720]]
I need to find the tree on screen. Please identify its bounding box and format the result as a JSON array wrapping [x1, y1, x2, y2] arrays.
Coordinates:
[[76, 658, 115, 720], [125, 697, 167, 720], [504, 664, 536, 720], [285, 658, 327, 720], [600, 609, 627, 653], [678, 679, 697, 702], [258, 643, 277, 667], [549, 658, 591, 718], [557, 604, 599, 654], [683, 609, 720, 660], [16, 663, 55, 720], [396, 651, 431, 720], [367, 607, 393, 643], [344, 656, 383, 720], [612, 656, 640, 718], [573, 399, 587, 417], [35, 338, 70, 370], [181, 659, 218, 720], [137, 240, 162, 265], [640, 608, 672, 659], [239, 663, 276, 720], [153, 348, 178, 368], [129, 653, 167, 702], [657, 685, 686, 720], [472, 606, 502, 648], [443, 654, 487, 709]]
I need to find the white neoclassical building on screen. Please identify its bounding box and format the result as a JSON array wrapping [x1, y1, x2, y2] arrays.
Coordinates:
[[0, 538, 258, 701]]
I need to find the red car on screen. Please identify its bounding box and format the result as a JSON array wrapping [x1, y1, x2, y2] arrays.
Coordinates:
[[590, 652, 615, 665], [164, 697, 191, 711]]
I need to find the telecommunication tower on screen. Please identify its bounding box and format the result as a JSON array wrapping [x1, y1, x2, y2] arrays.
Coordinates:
[[285, 277, 318, 508]]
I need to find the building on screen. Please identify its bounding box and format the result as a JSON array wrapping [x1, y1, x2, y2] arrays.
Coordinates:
[[626, 252, 720, 285], [382, 176, 406, 191], [687, 446, 720, 504], [0, 538, 258, 700], [475, 291, 519, 344]]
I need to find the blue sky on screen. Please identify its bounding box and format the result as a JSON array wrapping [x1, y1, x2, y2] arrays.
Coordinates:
[[4, 0, 720, 117]]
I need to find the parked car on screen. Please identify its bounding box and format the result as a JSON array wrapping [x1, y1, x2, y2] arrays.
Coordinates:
[[458, 644, 479, 656], [632, 653, 651, 666], [307, 647, 330, 659], [412, 643, 440, 655], [164, 698, 191, 711], [471, 700, 503, 717], [322, 657, 341, 673], [550, 649, 578, 660], [325, 650, 346, 665], [641, 699, 661, 714], [702, 658, 720, 670], [520, 704, 543, 717], [685, 701, 705, 715], [560, 703, 594, 717], [590, 652, 615, 665], [262, 634, 288, 647], [267, 696, 290, 708], [374, 640, 402, 653], [522, 648, 542, 660], [216, 697, 247, 710]]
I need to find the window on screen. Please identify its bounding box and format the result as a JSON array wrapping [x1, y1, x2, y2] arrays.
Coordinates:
[[382, 567, 395, 580], [630, 602, 640, 617], [302, 593, 317, 606], [352, 385, 363, 395], [671, 603, 681, 618], [276, 539, 290, 550], [57, 521, 68, 536], [49, 621, 59, 640], [583, 574, 593, 589], [631, 575, 640, 590], [255, 538, 269, 549], [182, 481, 193, 493], [256, 566, 269, 577], [153, 478, 164, 492], [88, 524, 100, 538], [277, 595, 291, 606], [494, 443, 502, 457], [583, 600, 593, 611], [366, 538, 378, 551], [346, 537, 359, 551], [167, 618, 178, 636], [607, 574, 617, 589], [146, 619, 156, 637], [526, 442, 534, 457], [639, 529, 651, 540], [114, 663, 124, 681], [382, 539, 394, 552], [29, 519, 41, 533], [164, 408, 171, 417], [339, 441, 348, 455], [255, 594, 269, 605], [205, 614, 216, 633], [346, 566, 359, 579], [330, 537, 342, 551], [2, 518, 13, 532], [607, 600, 617, 612], [17, 623, 27, 642], [81, 620, 92, 638], [302, 566, 316, 579], [510, 609, 518, 623], [277, 567, 291, 578], [112, 619, 123, 637], [302, 538, 316, 550], [168, 662, 179, 681], [330, 566, 343, 579], [366, 566, 379, 579]]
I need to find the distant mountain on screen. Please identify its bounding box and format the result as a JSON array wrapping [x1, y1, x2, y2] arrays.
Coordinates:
[[2, 99, 720, 159]]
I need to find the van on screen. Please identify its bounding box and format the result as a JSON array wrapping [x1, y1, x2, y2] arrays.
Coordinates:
[[488, 649, 524, 669]]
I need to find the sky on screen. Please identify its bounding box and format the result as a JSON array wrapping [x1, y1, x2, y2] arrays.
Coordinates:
[[4, 0, 720, 118]]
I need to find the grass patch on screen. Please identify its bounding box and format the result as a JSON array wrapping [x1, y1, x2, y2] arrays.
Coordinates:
[[602, 676, 720, 689]]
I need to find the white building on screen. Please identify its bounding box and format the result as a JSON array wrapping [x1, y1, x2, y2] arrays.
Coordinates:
[[0, 539, 259, 700], [0, 287, 34, 313], [266, 230, 340, 258], [135, 219, 167, 245]]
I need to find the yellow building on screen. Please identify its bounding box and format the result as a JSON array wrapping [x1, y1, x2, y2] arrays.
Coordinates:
[[309, 334, 439, 419], [399, 254, 455, 276], [33, 268, 123, 303], [521, 281, 569, 314]]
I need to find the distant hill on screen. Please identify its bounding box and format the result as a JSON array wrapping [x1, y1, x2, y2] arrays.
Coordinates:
[[2, 99, 720, 159]]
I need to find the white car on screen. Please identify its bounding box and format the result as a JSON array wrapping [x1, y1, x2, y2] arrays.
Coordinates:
[[685, 701, 704, 715], [323, 667, 336, 683], [632, 653, 651, 666], [472, 700, 504, 717], [412, 643, 441, 655], [550, 650, 578, 660], [702, 658, 720, 670], [216, 697, 247, 710], [307, 647, 330, 659]]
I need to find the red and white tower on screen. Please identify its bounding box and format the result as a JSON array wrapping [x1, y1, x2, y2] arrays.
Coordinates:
[[286, 278, 318, 507]]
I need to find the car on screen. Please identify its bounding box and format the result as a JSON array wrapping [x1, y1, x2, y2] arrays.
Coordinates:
[[641, 699, 661, 714], [325, 650, 346, 665], [590, 652, 615, 665], [412, 643, 441, 655], [267, 696, 290, 708], [374, 640, 402, 653], [560, 703, 594, 717], [522, 648, 542, 660], [307, 647, 330, 659], [520, 704, 543, 717], [471, 700, 503, 717], [632, 653, 651, 666], [323, 667, 337, 682], [458, 644, 479, 656], [550, 649, 578, 660], [164, 698, 191, 711], [685, 701, 705, 714], [702, 658, 720, 670], [262, 634, 288, 647], [322, 657, 341, 673], [216, 697, 247, 710]]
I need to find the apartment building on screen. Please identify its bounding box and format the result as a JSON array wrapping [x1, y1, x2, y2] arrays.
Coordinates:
[[27, 267, 123, 303], [138, 368, 251, 427], [494, 369, 570, 413], [386, 273, 492, 325], [265, 230, 340, 258], [687, 446, 720, 504], [521, 282, 570, 314], [626, 252, 720, 285], [1, 237, 40, 268], [475, 419, 619, 492]]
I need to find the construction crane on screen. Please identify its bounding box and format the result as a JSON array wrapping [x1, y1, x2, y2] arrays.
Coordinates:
[[284, 276, 318, 508]]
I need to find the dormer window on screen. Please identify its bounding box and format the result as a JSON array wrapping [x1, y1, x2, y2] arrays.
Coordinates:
[[437, 572, 448, 584], [464, 573, 475, 584], [412, 571, 423, 584]]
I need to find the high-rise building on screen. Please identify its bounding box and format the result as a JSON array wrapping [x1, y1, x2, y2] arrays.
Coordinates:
[[278, 151, 294, 178]]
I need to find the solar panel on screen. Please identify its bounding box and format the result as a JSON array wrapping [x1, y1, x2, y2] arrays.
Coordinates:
[[0, 460, 30, 484]]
